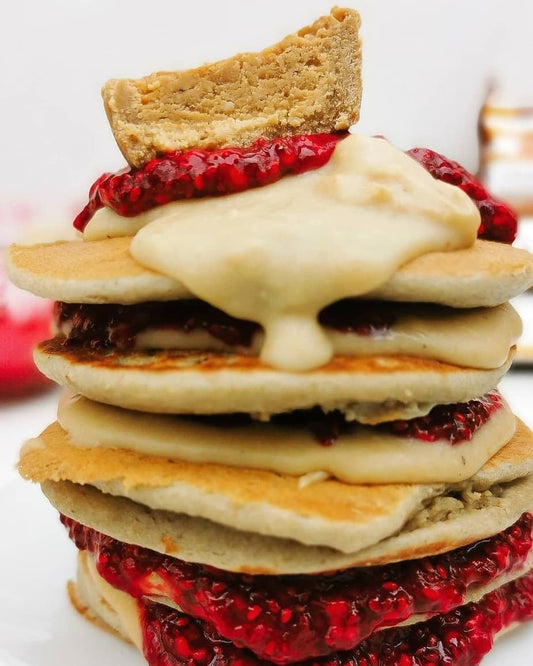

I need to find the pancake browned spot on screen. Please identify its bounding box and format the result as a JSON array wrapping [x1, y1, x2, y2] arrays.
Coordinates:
[[33, 340, 516, 415]]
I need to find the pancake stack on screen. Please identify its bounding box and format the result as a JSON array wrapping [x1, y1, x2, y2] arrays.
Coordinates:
[[9, 8, 533, 666]]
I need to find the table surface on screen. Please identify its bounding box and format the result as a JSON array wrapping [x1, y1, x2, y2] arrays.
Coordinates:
[[1, 372, 533, 665]]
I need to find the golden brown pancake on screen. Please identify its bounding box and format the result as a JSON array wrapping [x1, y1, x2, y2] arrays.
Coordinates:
[[7, 238, 190, 304], [20, 418, 533, 554], [33, 340, 515, 415], [8, 238, 533, 306], [43, 470, 533, 575]]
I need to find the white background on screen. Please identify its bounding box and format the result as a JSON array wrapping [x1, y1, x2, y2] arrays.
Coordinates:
[[1, 0, 533, 221]]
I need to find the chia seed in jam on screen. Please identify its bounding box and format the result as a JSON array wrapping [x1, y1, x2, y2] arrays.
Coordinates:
[[62, 513, 532, 664], [138, 570, 533, 666], [73, 134, 517, 244], [74, 134, 345, 231]]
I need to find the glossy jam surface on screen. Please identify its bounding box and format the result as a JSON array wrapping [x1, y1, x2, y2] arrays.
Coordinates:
[[138, 571, 533, 666], [380, 390, 503, 445], [62, 513, 532, 664], [270, 391, 503, 447], [73, 134, 344, 231], [74, 135, 515, 245], [408, 147, 518, 243]]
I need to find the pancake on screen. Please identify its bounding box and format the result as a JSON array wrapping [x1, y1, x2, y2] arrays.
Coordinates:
[[43, 470, 533, 576], [372, 238, 533, 307], [7, 238, 533, 307], [33, 340, 515, 415], [21, 418, 533, 554], [56, 393, 516, 485]]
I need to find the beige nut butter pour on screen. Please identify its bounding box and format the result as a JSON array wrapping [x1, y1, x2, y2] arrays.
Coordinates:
[[58, 393, 516, 485], [130, 135, 480, 371]]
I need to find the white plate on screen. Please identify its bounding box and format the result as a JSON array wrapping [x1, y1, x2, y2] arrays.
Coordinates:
[[1, 384, 533, 665]]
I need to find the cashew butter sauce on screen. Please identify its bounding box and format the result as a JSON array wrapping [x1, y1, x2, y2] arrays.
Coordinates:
[[86, 135, 481, 371]]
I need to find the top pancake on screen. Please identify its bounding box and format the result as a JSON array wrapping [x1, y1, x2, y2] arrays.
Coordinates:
[[7, 237, 533, 307]]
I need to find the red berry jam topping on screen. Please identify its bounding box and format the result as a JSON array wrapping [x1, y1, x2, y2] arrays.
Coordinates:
[[138, 570, 533, 666], [407, 147, 518, 244], [73, 134, 345, 231], [62, 513, 532, 664], [271, 391, 502, 447], [74, 135, 516, 245], [379, 390, 503, 445]]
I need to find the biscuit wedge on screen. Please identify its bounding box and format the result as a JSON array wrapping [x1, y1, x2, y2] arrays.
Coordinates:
[[103, 7, 362, 167]]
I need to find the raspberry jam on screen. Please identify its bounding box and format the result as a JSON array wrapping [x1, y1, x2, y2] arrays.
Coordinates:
[[54, 299, 259, 350], [407, 147, 518, 244], [380, 390, 503, 445], [54, 298, 397, 351], [62, 513, 532, 664], [74, 136, 516, 245], [138, 570, 533, 666], [273, 391, 503, 447], [73, 134, 345, 231]]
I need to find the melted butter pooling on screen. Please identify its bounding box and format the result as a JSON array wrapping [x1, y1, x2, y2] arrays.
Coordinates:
[[126, 135, 480, 371]]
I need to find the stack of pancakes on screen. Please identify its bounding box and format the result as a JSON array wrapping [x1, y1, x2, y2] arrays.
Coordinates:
[[9, 8, 533, 666]]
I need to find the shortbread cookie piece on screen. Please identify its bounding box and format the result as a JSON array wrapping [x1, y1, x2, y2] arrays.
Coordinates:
[[103, 8, 362, 167]]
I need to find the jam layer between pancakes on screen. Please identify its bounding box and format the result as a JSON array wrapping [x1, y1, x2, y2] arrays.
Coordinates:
[[137, 570, 533, 666], [53, 299, 520, 376], [63, 513, 533, 664]]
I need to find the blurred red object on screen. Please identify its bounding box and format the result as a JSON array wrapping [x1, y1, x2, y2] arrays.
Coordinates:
[[0, 254, 53, 397]]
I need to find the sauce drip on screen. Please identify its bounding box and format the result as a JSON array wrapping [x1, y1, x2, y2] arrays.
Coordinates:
[[130, 135, 479, 371]]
